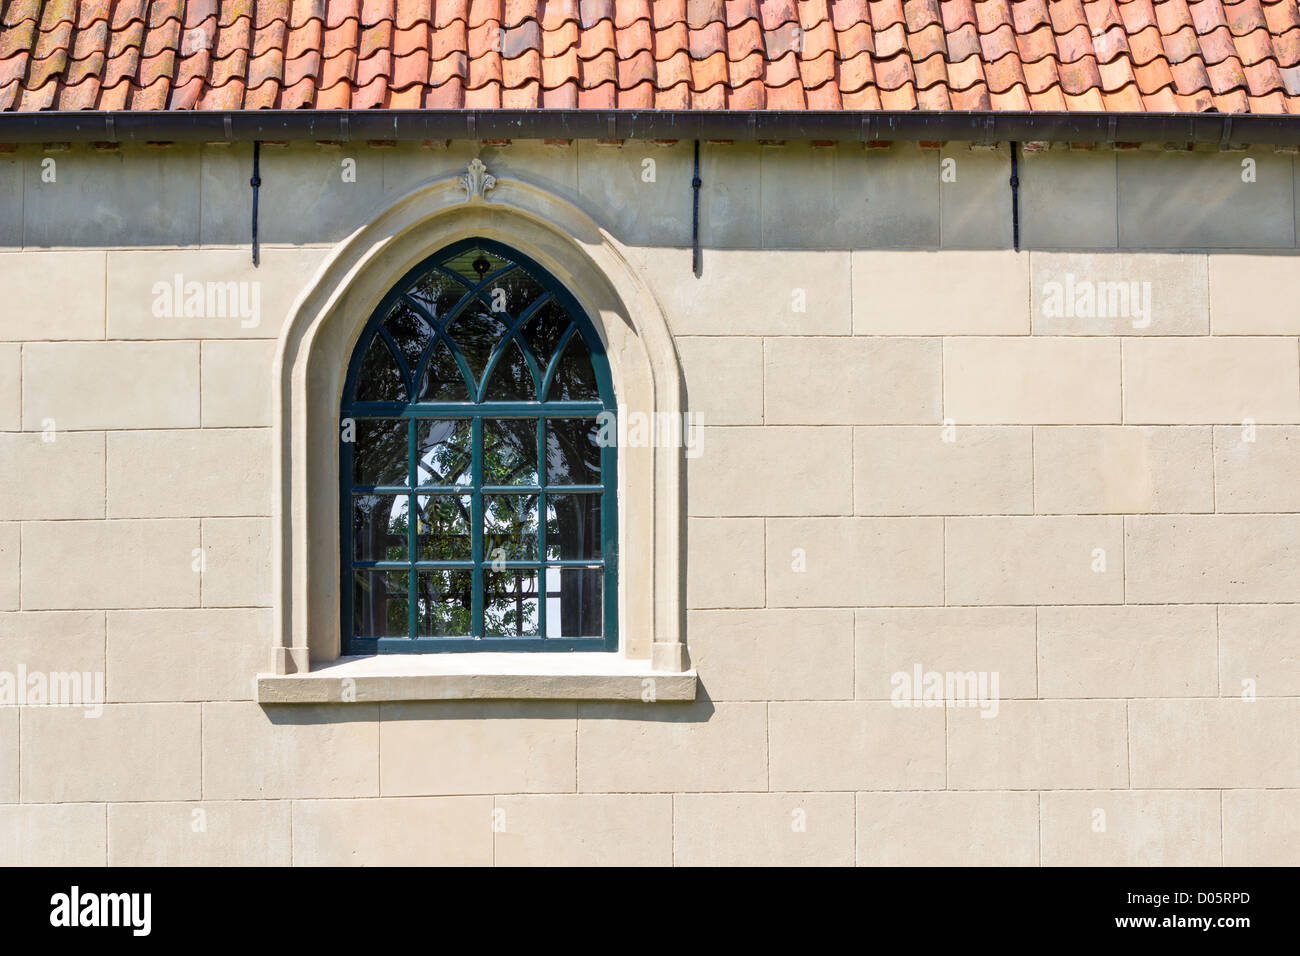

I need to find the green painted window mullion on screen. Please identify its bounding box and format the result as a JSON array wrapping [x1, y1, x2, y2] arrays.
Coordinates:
[[471, 416, 484, 639], [536, 414, 546, 640], [407, 418, 417, 641]]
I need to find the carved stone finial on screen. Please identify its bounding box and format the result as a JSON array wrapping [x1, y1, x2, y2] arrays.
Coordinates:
[[459, 158, 497, 202]]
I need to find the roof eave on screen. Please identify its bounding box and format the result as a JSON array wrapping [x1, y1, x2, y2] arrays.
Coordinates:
[[1, 109, 1298, 146]]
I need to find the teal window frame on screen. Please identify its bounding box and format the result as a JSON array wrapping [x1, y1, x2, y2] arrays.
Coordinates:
[[339, 238, 618, 653]]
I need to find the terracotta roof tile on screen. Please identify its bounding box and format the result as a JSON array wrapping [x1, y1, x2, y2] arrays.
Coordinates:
[[1, 0, 1299, 111]]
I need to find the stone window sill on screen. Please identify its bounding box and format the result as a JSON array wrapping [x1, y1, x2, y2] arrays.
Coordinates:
[[257, 653, 697, 704]]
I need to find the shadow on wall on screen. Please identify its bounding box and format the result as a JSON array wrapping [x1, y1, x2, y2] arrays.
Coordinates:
[[3, 140, 1297, 252]]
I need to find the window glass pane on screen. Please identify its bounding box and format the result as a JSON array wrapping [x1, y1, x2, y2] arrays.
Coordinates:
[[415, 419, 472, 486], [353, 494, 409, 561], [545, 493, 601, 561], [545, 567, 602, 638], [446, 306, 509, 389], [352, 419, 408, 486], [417, 494, 472, 561], [484, 569, 540, 637], [353, 570, 409, 639], [416, 570, 473, 637], [484, 418, 538, 485], [383, 301, 434, 376], [480, 268, 546, 320], [355, 333, 407, 402], [482, 338, 537, 401], [405, 273, 464, 323], [416, 340, 471, 402], [547, 333, 599, 401], [546, 418, 601, 485], [519, 301, 571, 380], [484, 493, 539, 561], [441, 246, 513, 284]]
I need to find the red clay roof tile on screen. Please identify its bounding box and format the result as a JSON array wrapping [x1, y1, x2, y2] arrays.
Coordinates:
[[1, 0, 1298, 111]]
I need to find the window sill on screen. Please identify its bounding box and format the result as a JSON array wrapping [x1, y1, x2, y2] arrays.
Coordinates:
[[257, 653, 697, 704]]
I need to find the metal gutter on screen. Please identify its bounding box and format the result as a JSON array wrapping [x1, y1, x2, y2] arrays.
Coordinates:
[[1, 109, 1298, 145]]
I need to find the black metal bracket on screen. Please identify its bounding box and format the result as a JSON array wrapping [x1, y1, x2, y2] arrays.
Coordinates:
[[1009, 141, 1020, 252], [691, 139, 702, 277], [250, 140, 261, 267]]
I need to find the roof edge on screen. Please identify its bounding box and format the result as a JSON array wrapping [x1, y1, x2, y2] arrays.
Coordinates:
[[1, 110, 1298, 146]]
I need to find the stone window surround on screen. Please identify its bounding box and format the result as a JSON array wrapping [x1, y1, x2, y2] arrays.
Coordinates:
[[259, 164, 695, 703]]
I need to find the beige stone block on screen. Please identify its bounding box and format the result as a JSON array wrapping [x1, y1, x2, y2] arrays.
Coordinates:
[[1040, 791, 1220, 866], [1020, 149, 1117, 249], [106, 608, 269, 702], [202, 701, 378, 799], [293, 797, 491, 866], [0, 708, 15, 802], [768, 701, 945, 791], [640, 248, 851, 335], [380, 701, 575, 796], [1214, 425, 1300, 512], [1126, 515, 1300, 603], [20, 519, 199, 610], [852, 251, 1029, 334], [107, 429, 271, 518], [22, 342, 200, 430], [947, 700, 1128, 789], [0, 523, 16, 611], [1223, 790, 1300, 865], [108, 801, 290, 866], [833, 142, 939, 247], [495, 794, 672, 867], [764, 337, 941, 424], [0, 610, 104, 675], [674, 792, 854, 866], [855, 607, 1037, 701], [1033, 426, 1213, 514], [21, 703, 200, 802], [201, 518, 272, 608], [106, 248, 329, 339], [1130, 698, 1300, 788], [1210, 255, 1300, 334], [577, 700, 766, 793], [766, 517, 944, 607], [686, 427, 853, 516], [0, 804, 107, 866], [945, 516, 1123, 605], [940, 144, 1015, 248], [856, 791, 1039, 866], [0, 251, 106, 340], [1218, 605, 1300, 697], [1117, 150, 1295, 248], [1038, 605, 1217, 698], [854, 425, 1032, 515], [0, 344, 17, 430], [1031, 253, 1208, 334], [686, 518, 764, 609], [944, 337, 1121, 424], [0, 432, 105, 520], [201, 340, 275, 427], [1123, 338, 1300, 424], [675, 336, 763, 425], [687, 609, 854, 701]]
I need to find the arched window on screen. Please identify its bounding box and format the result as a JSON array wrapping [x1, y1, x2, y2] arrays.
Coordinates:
[[340, 239, 617, 653]]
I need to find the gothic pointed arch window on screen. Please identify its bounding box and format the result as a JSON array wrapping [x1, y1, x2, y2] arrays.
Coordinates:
[[340, 239, 617, 652]]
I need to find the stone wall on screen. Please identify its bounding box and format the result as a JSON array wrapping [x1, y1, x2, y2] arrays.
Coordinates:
[[0, 139, 1297, 865]]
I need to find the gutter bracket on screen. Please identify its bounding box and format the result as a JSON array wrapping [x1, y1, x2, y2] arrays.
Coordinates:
[[340, 114, 350, 142], [1220, 116, 1234, 148], [250, 140, 262, 268], [691, 139, 702, 278], [1009, 141, 1020, 252], [104, 114, 116, 143], [222, 114, 232, 142]]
